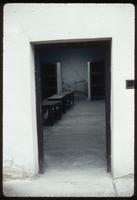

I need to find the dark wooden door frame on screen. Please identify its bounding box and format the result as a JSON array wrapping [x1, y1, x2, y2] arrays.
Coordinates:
[[34, 39, 111, 174], [34, 49, 45, 173], [105, 40, 111, 172]]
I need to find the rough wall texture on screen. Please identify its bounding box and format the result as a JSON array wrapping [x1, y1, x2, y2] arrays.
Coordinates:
[[62, 80, 88, 96], [3, 159, 32, 181]]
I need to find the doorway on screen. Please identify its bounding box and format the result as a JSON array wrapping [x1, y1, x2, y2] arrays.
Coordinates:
[[34, 39, 111, 174]]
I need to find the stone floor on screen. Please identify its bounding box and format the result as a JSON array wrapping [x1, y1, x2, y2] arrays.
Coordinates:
[[44, 96, 106, 173], [3, 96, 134, 197]]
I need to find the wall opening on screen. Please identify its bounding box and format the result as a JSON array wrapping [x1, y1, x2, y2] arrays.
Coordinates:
[[33, 39, 111, 174]]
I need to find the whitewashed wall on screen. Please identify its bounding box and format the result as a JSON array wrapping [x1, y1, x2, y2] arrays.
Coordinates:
[[3, 4, 134, 178]]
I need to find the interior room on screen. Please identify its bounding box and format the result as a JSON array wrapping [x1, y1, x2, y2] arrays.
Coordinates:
[[34, 40, 110, 175]]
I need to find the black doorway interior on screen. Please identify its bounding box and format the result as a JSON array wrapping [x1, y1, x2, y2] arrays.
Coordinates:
[[90, 61, 105, 100], [41, 63, 57, 100], [34, 40, 111, 174]]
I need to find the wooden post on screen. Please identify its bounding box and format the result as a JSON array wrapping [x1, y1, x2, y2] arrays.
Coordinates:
[[57, 62, 62, 95], [87, 61, 91, 100]]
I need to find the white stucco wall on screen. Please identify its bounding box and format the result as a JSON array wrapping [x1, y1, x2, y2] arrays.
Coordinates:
[[3, 3, 134, 178]]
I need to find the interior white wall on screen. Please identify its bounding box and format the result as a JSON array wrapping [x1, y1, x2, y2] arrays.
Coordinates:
[[37, 46, 107, 95], [3, 3, 134, 178]]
